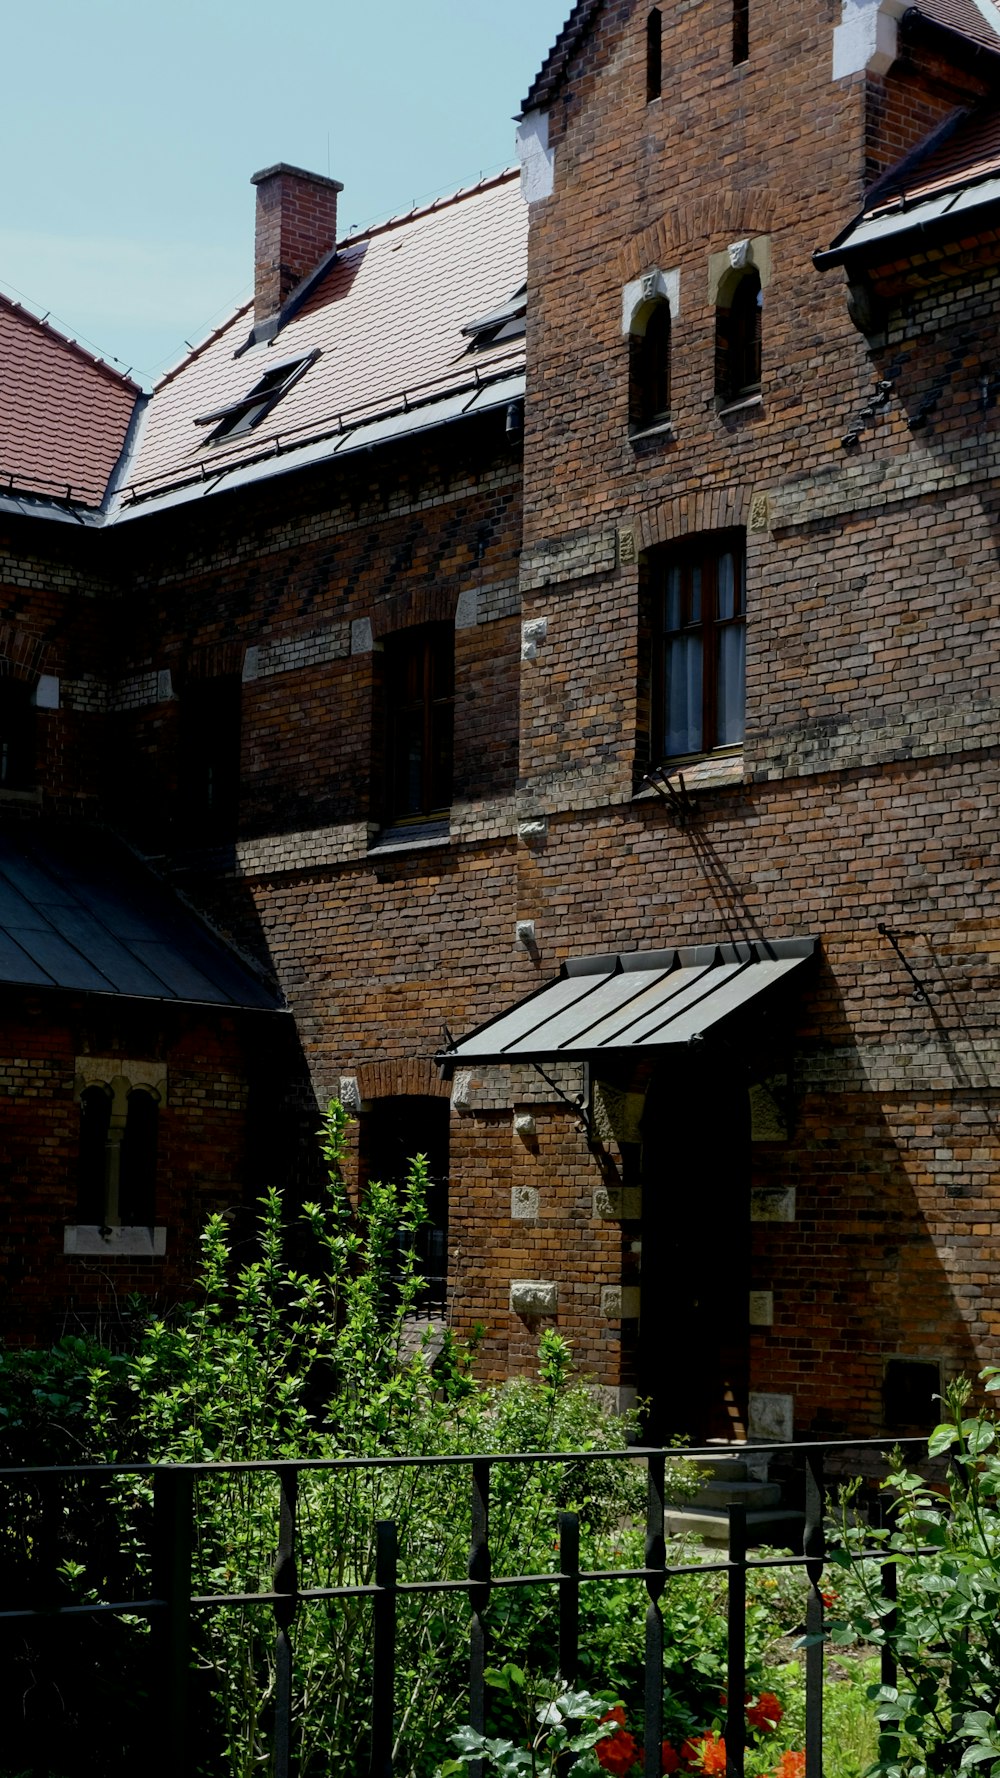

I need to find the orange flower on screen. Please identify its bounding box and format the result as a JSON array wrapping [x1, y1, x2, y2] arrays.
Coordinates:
[[682, 1731, 727, 1774], [774, 1751, 806, 1778], [746, 1691, 783, 1733], [596, 1727, 641, 1775], [820, 1588, 839, 1610]]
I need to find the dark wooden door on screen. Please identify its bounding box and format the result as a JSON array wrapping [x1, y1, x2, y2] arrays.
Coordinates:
[[638, 1051, 750, 1443]]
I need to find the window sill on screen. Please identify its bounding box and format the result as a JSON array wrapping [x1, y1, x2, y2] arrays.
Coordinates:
[[64, 1225, 167, 1258], [0, 785, 42, 806], [634, 750, 744, 798], [629, 419, 674, 444], [368, 818, 451, 856], [717, 393, 762, 418]]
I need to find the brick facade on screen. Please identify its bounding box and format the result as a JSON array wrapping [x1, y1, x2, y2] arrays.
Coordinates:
[[4, 1, 1000, 1438]]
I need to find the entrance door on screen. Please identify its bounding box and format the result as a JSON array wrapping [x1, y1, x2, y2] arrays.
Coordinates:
[[638, 1051, 750, 1443]]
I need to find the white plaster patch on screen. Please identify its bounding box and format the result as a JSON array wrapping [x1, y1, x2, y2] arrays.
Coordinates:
[[621, 266, 681, 335], [33, 675, 59, 710], [516, 110, 555, 204], [832, 0, 905, 78]]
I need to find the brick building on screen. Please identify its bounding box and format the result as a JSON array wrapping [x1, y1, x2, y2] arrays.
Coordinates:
[[4, 0, 1000, 1440]]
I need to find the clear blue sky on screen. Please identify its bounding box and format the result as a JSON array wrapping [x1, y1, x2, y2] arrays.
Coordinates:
[[1, 1, 570, 387]]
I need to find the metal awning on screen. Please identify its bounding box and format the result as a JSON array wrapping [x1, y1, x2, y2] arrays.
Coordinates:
[[439, 938, 816, 1063]]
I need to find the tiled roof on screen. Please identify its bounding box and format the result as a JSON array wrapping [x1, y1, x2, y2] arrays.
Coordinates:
[[521, 1, 603, 114], [0, 297, 140, 508], [122, 171, 528, 506], [915, 0, 1000, 54], [0, 819, 281, 1010], [871, 103, 1000, 207]]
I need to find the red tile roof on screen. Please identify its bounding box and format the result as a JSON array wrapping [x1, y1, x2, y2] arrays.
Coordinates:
[[916, 0, 1000, 54], [0, 297, 140, 508], [124, 171, 527, 503], [868, 103, 1000, 211]]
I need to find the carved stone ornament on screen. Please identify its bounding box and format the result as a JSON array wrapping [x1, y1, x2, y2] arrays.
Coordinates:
[[509, 1279, 558, 1316]]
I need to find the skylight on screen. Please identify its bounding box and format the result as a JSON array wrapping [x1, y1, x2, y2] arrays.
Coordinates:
[[460, 287, 527, 351], [194, 350, 319, 442]]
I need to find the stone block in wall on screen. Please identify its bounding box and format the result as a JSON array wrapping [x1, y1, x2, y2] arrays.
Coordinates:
[[750, 1188, 796, 1223], [601, 1285, 641, 1319], [511, 1185, 539, 1220], [593, 1185, 642, 1221], [510, 1279, 558, 1316], [748, 1392, 793, 1442], [749, 1291, 774, 1327]]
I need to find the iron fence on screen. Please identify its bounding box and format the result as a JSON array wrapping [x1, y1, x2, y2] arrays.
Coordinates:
[[0, 1437, 927, 1778]]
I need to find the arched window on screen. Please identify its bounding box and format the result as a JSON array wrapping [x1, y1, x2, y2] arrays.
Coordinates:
[[651, 532, 746, 760], [120, 1088, 158, 1227], [715, 268, 762, 406], [76, 1076, 159, 1229], [646, 8, 662, 101], [733, 0, 749, 64], [630, 299, 671, 434], [78, 1085, 113, 1224]]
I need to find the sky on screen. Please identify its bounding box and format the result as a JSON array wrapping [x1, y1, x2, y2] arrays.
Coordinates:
[[1, 1, 570, 389]]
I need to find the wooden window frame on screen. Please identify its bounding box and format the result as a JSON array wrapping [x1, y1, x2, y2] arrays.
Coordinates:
[[651, 532, 746, 763], [384, 622, 455, 824]]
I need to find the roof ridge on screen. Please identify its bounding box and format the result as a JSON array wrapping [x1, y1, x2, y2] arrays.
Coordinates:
[[341, 166, 519, 251], [0, 290, 141, 395]]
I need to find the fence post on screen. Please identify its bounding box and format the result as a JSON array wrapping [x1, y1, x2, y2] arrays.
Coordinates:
[[273, 1466, 299, 1778], [558, 1510, 580, 1685], [468, 1460, 492, 1778], [880, 1535, 898, 1694], [803, 1451, 826, 1778], [151, 1466, 193, 1778], [726, 1505, 747, 1778], [370, 1519, 398, 1778], [644, 1451, 666, 1778]]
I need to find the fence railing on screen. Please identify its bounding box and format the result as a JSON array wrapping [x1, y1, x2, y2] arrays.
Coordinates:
[[0, 1437, 927, 1778]]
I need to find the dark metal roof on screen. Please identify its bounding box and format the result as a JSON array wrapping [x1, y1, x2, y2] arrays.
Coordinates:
[[440, 938, 816, 1063], [0, 821, 281, 1011], [521, 0, 605, 114]]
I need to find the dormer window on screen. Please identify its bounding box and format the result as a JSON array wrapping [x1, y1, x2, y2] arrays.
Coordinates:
[[194, 350, 318, 443], [460, 288, 527, 352]]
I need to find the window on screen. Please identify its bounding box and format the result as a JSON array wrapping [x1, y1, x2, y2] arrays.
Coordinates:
[[652, 533, 745, 760], [716, 269, 762, 406], [194, 351, 318, 443], [77, 1082, 158, 1230], [181, 674, 241, 841], [733, 0, 749, 63], [361, 1096, 449, 1319], [630, 299, 671, 432], [384, 623, 454, 823], [646, 8, 662, 100], [0, 677, 35, 789]]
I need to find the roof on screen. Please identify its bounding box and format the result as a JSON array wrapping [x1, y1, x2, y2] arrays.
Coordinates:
[[817, 100, 1000, 264], [0, 296, 141, 509], [118, 171, 527, 511], [915, 0, 1000, 54], [440, 938, 816, 1063], [0, 820, 281, 1010]]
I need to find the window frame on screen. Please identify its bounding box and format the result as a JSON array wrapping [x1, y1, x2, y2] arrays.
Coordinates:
[[650, 531, 746, 764], [715, 268, 762, 408], [194, 350, 319, 444], [629, 298, 672, 434], [383, 622, 455, 825]]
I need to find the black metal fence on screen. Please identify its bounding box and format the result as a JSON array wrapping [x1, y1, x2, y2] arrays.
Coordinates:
[[0, 1437, 925, 1778]]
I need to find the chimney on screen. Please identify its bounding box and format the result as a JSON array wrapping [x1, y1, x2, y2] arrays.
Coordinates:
[[251, 163, 344, 327]]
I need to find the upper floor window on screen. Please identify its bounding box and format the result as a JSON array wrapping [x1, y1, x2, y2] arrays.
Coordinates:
[[715, 268, 762, 407], [0, 677, 35, 790], [733, 0, 749, 63], [384, 623, 454, 823], [646, 8, 662, 100], [181, 673, 241, 841], [630, 299, 672, 433], [78, 1081, 158, 1230], [652, 533, 745, 760]]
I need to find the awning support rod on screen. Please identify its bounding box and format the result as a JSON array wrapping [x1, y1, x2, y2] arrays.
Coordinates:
[[529, 1060, 593, 1142]]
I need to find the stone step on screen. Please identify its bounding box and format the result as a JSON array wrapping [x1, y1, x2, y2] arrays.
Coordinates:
[[693, 1479, 782, 1512], [664, 1506, 805, 1549], [691, 1456, 750, 1483]]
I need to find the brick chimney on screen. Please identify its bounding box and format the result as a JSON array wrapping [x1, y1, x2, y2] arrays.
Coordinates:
[[251, 163, 344, 327]]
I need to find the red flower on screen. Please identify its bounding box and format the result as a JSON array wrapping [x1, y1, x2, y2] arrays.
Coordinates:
[[601, 1707, 629, 1730], [774, 1751, 806, 1778], [746, 1691, 783, 1733], [596, 1728, 641, 1775], [682, 1731, 727, 1774], [661, 1743, 681, 1773], [820, 1588, 839, 1610]]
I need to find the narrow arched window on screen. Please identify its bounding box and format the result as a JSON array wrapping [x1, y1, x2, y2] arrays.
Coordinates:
[[630, 299, 672, 433], [733, 0, 749, 64], [646, 8, 662, 101], [120, 1088, 158, 1227], [78, 1085, 112, 1224], [715, 269, 762, 406]]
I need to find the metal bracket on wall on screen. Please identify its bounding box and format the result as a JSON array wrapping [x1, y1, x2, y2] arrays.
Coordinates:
[[841, 379, 895, 450], [640, 764, 698, 826], [877, 922, 932, 1004]]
